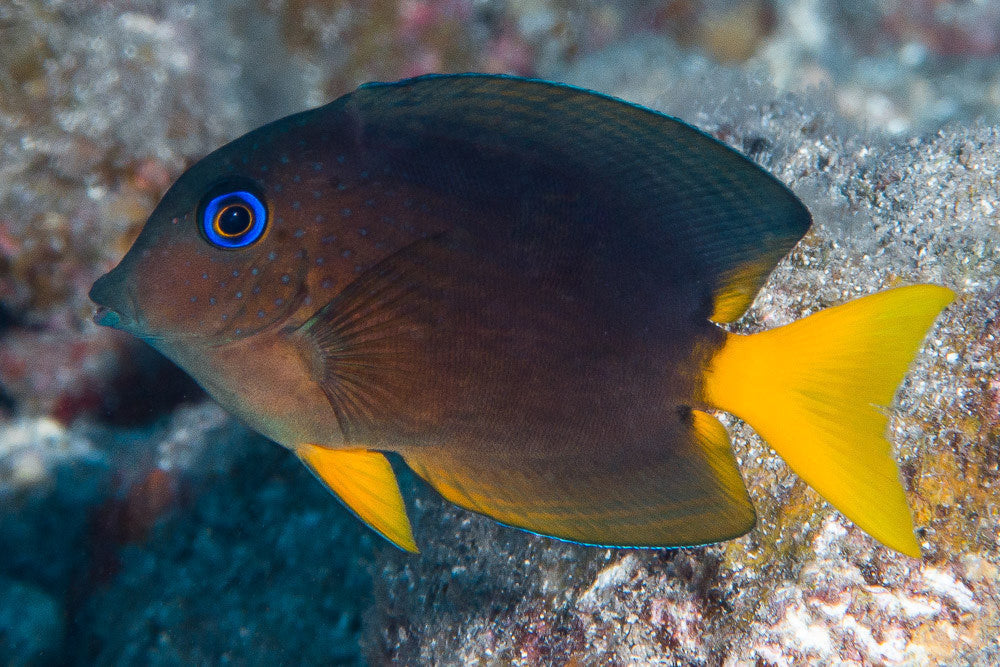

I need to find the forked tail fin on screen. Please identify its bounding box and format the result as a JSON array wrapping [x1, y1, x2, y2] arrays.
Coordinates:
[[702, 285, 954, 556]]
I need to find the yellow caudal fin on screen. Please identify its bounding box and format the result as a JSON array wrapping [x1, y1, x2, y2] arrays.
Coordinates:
[[297, 445, 418, 553], [702, 285, 954, 557]]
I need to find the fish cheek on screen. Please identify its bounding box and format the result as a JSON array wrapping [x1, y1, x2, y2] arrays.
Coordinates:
[[130, 233, 307, 341], [130, 236, 220, 337], [210, 243, 310, 338]]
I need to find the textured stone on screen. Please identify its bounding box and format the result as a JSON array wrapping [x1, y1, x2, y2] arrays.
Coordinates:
[[1, 2, 998, 664]]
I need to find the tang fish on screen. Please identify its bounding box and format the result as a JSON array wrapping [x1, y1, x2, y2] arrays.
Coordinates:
[[90, 74, 953, 556]]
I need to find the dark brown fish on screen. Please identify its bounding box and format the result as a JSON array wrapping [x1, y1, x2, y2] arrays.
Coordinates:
[[89, 74, 953, 555]]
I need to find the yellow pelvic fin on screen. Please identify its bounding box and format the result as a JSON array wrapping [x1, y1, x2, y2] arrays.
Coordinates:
[[297, 444, 418, 553], [702, 285, 955, 557]]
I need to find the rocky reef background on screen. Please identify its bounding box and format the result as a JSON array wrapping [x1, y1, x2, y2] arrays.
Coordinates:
[[1, 1, 998, 664]]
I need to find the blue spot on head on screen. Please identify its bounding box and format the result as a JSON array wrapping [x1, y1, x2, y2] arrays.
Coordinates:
[[337, 155, 345, 164], [252, 285, 261, 294], [281, 274, 290, 284], [294, 228, 305, 238], [257, 310, 265, 318], [190, 296, 197, 303], [209, 297, 216, 306], [251, 267, 259, 276], [275, 298, 284, 306], [235, 291, 243, 299], [341, 208, 351, 217], [313, 162, 322, 171]]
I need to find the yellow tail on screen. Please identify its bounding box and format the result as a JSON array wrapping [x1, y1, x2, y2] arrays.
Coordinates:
[[702, 285, 954, 556]]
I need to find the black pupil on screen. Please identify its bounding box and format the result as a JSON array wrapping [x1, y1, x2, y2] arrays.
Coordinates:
[[218, 204, 252, 236]]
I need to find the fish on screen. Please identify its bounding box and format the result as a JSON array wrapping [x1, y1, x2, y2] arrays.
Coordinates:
[[89, 74, 954, 557]]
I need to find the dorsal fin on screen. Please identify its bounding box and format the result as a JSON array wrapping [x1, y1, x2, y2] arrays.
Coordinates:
[[350, 73, 812, 323], [297, 444, 418, 553]]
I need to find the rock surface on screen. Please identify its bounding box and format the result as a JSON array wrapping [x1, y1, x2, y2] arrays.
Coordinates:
[[1, 1, 998, 664]]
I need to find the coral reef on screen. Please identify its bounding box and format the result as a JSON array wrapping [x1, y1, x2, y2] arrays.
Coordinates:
[[1, 1, 998, 664]]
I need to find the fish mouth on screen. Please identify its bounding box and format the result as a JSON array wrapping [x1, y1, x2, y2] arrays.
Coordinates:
[[93, 305, 123, 328], [91, 302, 141, 334], [89, 271, 141, 333]]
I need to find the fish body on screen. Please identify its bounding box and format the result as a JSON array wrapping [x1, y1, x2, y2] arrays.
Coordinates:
[[90, 75, 953, 555]]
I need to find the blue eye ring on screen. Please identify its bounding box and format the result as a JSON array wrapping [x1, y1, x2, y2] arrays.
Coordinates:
[[202, 190, 267, 248]]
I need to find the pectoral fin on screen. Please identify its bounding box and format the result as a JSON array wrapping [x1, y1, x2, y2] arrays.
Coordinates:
[[297, 444, 418, 553], [293, 234, 457, 444]]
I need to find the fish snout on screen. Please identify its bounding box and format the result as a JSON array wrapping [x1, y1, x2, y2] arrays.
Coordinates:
[[89, 269, 138, 331]]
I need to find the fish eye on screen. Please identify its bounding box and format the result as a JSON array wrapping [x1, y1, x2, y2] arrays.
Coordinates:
[[201, 190, 267, 248]]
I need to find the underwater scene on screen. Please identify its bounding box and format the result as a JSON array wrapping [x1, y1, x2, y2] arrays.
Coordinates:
[[2, 0, 999, 664]]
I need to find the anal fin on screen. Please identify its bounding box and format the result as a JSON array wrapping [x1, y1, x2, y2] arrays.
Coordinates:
[[404, 411, 755, 548], [297, 444, 418, 553]]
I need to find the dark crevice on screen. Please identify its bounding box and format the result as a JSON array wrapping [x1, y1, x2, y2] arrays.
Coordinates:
[[95, 343, 204, 426]]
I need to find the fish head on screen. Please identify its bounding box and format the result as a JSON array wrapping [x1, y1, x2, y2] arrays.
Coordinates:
[[89, 105, 367, 447], [87, 113, 339, 348]]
